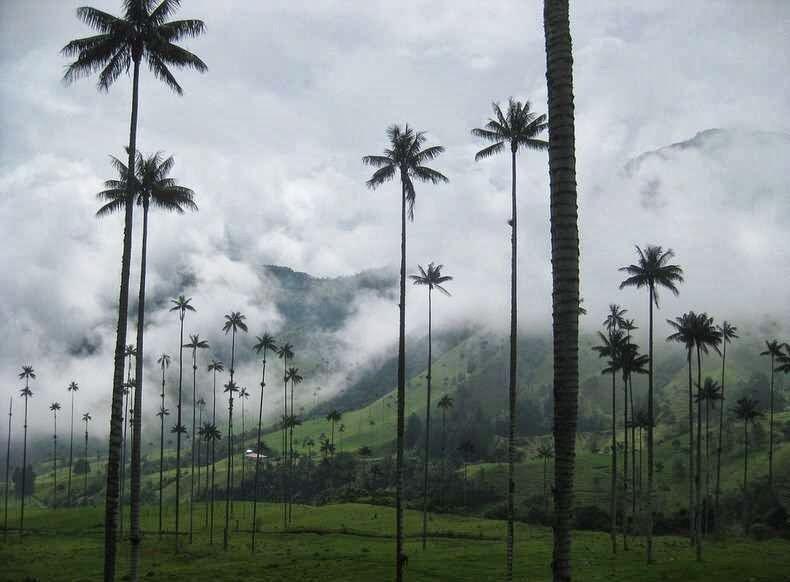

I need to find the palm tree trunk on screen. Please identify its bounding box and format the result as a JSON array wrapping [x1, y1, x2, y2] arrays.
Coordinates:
[[695, 346, 703, 561], [85, 423, 89, 500], [197, 406, 203, 525], [210, 437, 216, 545], [175, 311, 185, 550], [3, 398, 11, 539], [224, 328, 236, 551], [704, 396, 711, 537], [768, 355, 774, 489], [104, 55, 140, 582], [288, 379, 293, 523], [610, 369, 617, 553], [252, 351, 267, 551], [121, 384, 129, 538], [53, 411, 58, 508], [130, 198, 150, 582], [68, 391, 74, 506], [646, 287, 655, 563], [715, 341, 726, 532], [159, 399, 164, 539], [281, 354, 287, 530], [742, 420, 748, 530], [687, 348, 695, 545], [629, 374, 636, 516], [505, 142, 518, 582], [544, 1, 581, 578], [395, 175, 407, 582], [20, 388, 29, 531], [421, 287, 433, 550], [623, 373, 629, 550], [441, 409, 447, 507], [189, 346, 197, 545]]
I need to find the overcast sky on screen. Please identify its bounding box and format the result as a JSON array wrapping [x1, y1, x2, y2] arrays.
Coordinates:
[[1, 0, 788, 434]]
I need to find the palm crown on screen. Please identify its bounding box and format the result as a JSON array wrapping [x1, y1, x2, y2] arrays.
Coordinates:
[[156, 406, 170, 418], [619, 245, 684, 307], [733, 397, 762, 423], [223, 312, 248, 335], [170, 295, 195, 318], [61, 0, 207, 94], [472, 98, 548, 159], [409, 263, 453, 295], [158, 353, 171, 369], [50, 402, 62, 412], [692, 313, 722, 356], [223, 380, 239, 396], [362, 124, 448, 220], [184, 333, 209, 351], [253, 333, 278, 355], [82, 413, 92, 423], [603, 304, 627, 334], [666, 312, 697, 349], [277, 343, 294, 362], [761, 339, 783, 359], [286, 367, 303, 385], [68, 381, 80, 393], [718, 321, 738, 345], [18, 365, 36, 381], [695, 378, 723, 405], [19, 387, 33, 398], [207, 360, 224, 373], [437, 394, 454, 410], [326, 410, 342, 423]]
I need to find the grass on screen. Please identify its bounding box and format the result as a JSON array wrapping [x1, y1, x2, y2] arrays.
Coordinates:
[[1, 502, 787, 581]]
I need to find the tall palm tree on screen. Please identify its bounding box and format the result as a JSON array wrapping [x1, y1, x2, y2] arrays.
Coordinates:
[[196, 397, 206, 511], [83, 413, 92, 500], [593, 328, 625, 553], [619, 245, 683, 563], [715, 321, 738, 527], [222, 311, 247, 549], [251, 333, 276, 550], [62, 3, 206, 575], [17, 366, 35, 531], [542, 2, 584, 575], [155, 405, 169, 538], [3, 397, 11, 539], [458, 440, 475, 507], [760, 339, 783, 489], [437, 394, 454, 497], [201, 422, 221, 545], [696, 377, 721, 535], [182, 333, 208, 544], [620, 342, 648, 516], [667, 311, 698, 544], [732, 397, 762, 494], [326, 410, 342, 455], [363, 124, 448, 581], [170, 295, 195, 549], [223, 380, 239, 550], [536, 444, 554, 513], [238, 387, 250, 484], [65, 381, 79, 507], [286, 368, 303, 524], [120, 345, 135, 539], [276, 343, 294, 527], [207, 360, 225, 425], [49, 402, 62, 508], [409, 262, 452, 550], [472, 100, 547, 578]]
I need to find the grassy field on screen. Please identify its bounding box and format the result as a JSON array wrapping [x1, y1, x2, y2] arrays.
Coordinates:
[[1, 502, 788, 581]]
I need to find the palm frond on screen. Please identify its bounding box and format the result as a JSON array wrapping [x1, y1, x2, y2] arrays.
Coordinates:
[[474, 141, 505, 161]]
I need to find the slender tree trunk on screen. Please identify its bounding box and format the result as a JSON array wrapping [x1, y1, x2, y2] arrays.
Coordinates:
[[768, 355, 774, 489], [197, 405, 203, 524], [281, 354, 288, 530], [629, 374, 636, 516], [687, 348, 695, 545], [159, 380, 165, 539], [210, 437, 216, 545], [742, 420, 748, 530], [190, 346, 197, 545], [441, 409, 447, 507], [646, 287, 655, 563], [224, 329, 236, 551], [130, 198, 150, 582], [395, 175, 407, 582], [288, 378, 294, 523], [623, 372, 628, 550], [85, 423, 89, 501], [252, 350, 267, 551], [505, 143, 518, 582], [610, 370, 617, 554], [3, 398, 11, 538], [715, 341, 727, 532], [105, 55, 140, 582], [421, 287, 433, 550], [53, 411, 58, 508], [121, 381, 130, 538], [68, 391, 74, 506], [175, 311, 185, 549], [544, 2, 581, 578], [704, 396, 711, 537], [695, 346, 703, 561], [20, 389, 29, 531]]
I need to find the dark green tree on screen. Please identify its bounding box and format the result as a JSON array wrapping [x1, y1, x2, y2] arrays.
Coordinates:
[[760, 339, 783, 488], [251, 333, 276, 551], [66, 381, 79, 506], [182, 333, 208, 544], [49, 402, 61, 508], [17, 366, 35, 531], [714, 321, 738, 528]]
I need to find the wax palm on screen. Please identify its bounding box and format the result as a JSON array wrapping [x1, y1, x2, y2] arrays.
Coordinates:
[[201, 422, 221, 545], [155, 405, 169, 537], [619, 245, 683, 562], [409, 262, 452, 547], [326, 410, 342, 455], [472, 100, 547, 578], [760, 339, 783, 488], [276, 343, 294, 527], [207, 360, 224, 424], [196, 397, 206, 503], [251, 333, 276, 550], [286, 368, 303, 524], [82, 413, 92, 500], [238, 386, 250, 491], [222, 380, 239, 550], [49, 402, 61, 508], [183, 333, 208, 544], [667, 311, 699, 543], [732, 398, 762, 493], [620, 341, 648, 517], [170, 295, 195, 548], [66, 381, 79, 506], [63, 3, 206, 573], [536, 444, 554, 511], [696, 377, 722, 534], [714, 321, 738, 530], [17, 366, 35, 531], [363, 124, 447, 580]]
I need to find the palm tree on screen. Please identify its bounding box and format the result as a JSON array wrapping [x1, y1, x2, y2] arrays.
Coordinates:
[[326, 410, 342, 455], [222, 380, 239, 550], [201, 422, 221, 545], [170, 296, 195, 548], [62, 3, 206, 575], [251, 333, 276, 550], [61, 381, 79, 509], [286, 368, 303, 524], [276, 342, 293, 527], [619, 245, 684, 563], [222, 311, 247, 540], [437, 394, 454, 500], [49, 402, 61, 508], [472, 100, 547, 578], [3, 397, 11, 539], [458, 440, 475, 507], [696, 377, 722, 535], [715, 321, 737, 527], [536, 444, 554, 513], [666, 311, 699, 543], [363, 124, 448, 581], [593, 328, 625, 553], [732, 397, 762, 494], [760, 339, 783, 489], [17, 365, 35, 531], [207, 360, 225, 426], [182, 333, 208, 544], [120, 344, 135, 539], [196, 397, 206, 511], [238, 386, 250, 494], [155, 405, 169, 538], [83, 413, 92, 500], [620, 340, 648, 518], [409, 262, 452, 550]]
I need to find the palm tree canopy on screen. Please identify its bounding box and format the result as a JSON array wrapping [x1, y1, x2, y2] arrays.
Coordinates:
[[437, 395, 454, 410], [157, 353, 171, 368], [207, 359, 224, 373], [184, 333, 209, 350], [277, 343, 294, 361], [592, 329, 626, 364], [326, 410, 342, 423], [693, 313, 723, 356], [253, 333, 277, 354], [619, 245, 684, 307], [732, 397, 763, 422], [68, 381, 80, 392], [286, 367, 304, 385], [156, 406, 170, 417], [223, 380, 239, 395], [471, 98, 548, 159], [761, 339, 783, 358], [82, 413, 92, 423], [362, 124, 448, 220], [239, 387, 250, 399], [536, 444, 554, 459], [696, 377, 723, 405], [776, 347, 790, 374], [62, 0, 207, 94], [718, 321, 738, 344], [603, 304, 627, 333], [18, 365, 36, 380], [170, 295, 195, 314], [666, 312, 697, 349], [50, 402, 62, 412], [409, 262, 453, 295], [19, 387, 33, 398], [223, 311, 248, 334]]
